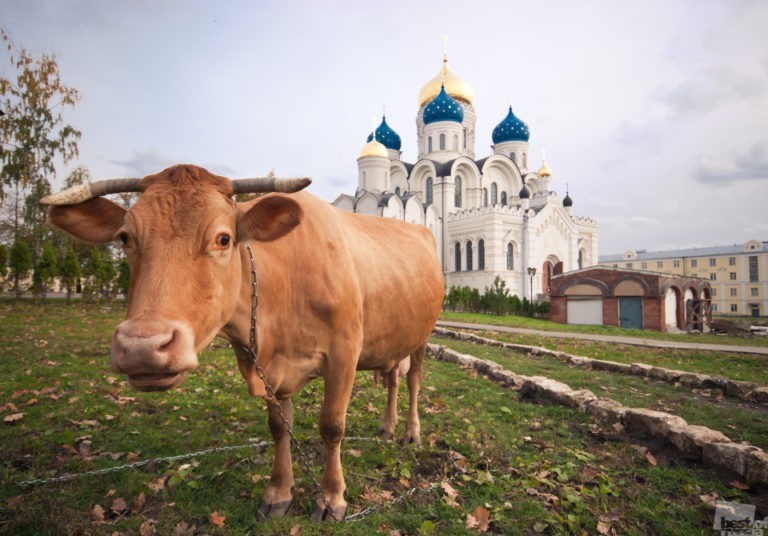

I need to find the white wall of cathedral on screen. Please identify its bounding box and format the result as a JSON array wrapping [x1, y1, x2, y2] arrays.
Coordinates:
[[357, 155, 390, 193], [423, 121, 463, 162], [492, 140, 530, 174]]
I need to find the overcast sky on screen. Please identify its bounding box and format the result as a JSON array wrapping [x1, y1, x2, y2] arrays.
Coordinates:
[[3, 0, 767, 254]]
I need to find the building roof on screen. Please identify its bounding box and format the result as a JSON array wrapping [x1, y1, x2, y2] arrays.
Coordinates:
[[599, 241, 767, 263], [492, 106, 530, 143]]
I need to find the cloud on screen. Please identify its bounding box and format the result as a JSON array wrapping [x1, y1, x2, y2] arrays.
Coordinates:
[[110, 148, 180, 178], [655, 64, 768, 117], [693, 143, 768, 184]]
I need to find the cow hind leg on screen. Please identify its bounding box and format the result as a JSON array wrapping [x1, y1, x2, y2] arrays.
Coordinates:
[[258, 398, 295, 519], [404, 342, 426, 445], [378, 366, 401, 440]]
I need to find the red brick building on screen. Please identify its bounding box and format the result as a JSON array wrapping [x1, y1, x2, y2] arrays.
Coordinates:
[[548, 267, 712, 332]]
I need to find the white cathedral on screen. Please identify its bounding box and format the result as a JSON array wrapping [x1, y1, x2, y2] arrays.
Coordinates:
[[333, 54, 599, 301]]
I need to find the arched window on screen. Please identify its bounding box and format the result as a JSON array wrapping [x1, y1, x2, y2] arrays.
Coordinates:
[[454, 176, 462, 208], [463, 128, 467, 149], [510, 152, 516, 163], [523, 153, 527, 168], [491, 182, 498, 205], [501, 192, 507, 206], [395, 186, 401, 196], [439, 133, 446, 150], [507, 243, 514, 270], [578, 249, 584, 270], [478, 239, 485, 270], [483, 188, 488, 207], [428, 136, 433, 153], [466, 241, 473, 271], [454, 243, 461, 272], [426, 177, 433, 205], [453, 135, 458, 151]]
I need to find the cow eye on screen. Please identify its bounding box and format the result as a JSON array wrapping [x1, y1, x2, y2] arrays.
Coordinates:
[[216, 234, 231, 248], [118, 232, 129, 246]]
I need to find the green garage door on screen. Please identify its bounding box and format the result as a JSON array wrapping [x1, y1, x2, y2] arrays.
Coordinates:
[[619, 297, 643, 329]]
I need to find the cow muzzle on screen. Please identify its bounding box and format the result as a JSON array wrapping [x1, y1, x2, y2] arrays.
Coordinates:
[[111, 318, 198, 391]]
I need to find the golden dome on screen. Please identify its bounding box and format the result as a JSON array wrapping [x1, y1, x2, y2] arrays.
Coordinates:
[[359, 139, 389, 158], [418, 57, 474, 107], [537, 161, 552, 177]]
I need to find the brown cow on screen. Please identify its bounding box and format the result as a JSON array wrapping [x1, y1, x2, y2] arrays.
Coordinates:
[[43, 164, 444, 521]]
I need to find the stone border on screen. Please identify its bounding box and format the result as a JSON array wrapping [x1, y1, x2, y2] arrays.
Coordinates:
[[433, 327, 768, 406], [427, 342, 768, 485]]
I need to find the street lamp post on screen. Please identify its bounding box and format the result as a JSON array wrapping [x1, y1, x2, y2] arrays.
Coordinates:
[[527, 267, 536, 312]]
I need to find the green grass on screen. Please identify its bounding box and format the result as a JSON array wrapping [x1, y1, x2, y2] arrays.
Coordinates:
[[440, 311, 768, 348], [0, 300, 765, 534]]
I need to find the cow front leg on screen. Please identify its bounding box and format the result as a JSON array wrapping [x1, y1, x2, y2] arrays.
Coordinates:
[[378, 367, 401, 440], [311, 360, 356, 522], [404, 343, 426, 445], [258, 397, 294, 519]]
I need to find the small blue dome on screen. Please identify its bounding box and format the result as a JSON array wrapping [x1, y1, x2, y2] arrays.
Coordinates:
[[519, 185, 530, 199], [492, 106, 530, 143], [367, 115, 401, 151], [423, 84, 464, 125], [563, 192, 573, 207]]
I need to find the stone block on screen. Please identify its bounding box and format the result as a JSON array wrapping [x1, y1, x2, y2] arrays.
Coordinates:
[[591, 360, 632, 374], [745, 387, 768, 405], [585, 398, 626, 423], [725, 380, 758, 397], [569, 356, 594, 368], [747, 450, 768, 484], [678, 372, 709, 388], [667, 424, 731, 458], [702, 442, 758, 477], [554, 388, 597, 409], [622, 408, 688, 438], [648, 367, 681, 383], [629, 363, 652, 377]]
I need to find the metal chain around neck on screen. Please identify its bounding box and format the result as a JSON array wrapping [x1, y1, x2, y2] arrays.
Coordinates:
[[238, 244, 339, 521]]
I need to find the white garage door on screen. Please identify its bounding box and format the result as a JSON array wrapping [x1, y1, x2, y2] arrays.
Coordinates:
[[567, 298, 603, 325]]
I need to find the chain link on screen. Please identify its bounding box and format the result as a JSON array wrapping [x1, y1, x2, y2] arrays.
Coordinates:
[[237, 244, 340, 521]]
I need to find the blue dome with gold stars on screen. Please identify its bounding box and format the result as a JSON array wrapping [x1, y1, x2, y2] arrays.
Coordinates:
[[423, 84, 464, 125], [492, 106, 529, 143], [367, 115, 401, 151]]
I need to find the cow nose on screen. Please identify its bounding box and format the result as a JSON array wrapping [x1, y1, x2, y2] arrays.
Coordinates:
[[111, 318, 198, 377]]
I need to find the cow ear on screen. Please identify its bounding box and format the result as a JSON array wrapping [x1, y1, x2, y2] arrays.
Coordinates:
[[49, 198, 127, 244], [237, 195, 302, 242]]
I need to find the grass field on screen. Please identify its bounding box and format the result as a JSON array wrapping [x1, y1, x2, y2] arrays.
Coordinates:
[[1, 300, 766, 534]]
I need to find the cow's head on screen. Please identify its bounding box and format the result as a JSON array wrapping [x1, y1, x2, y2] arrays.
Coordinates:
[[42, 165, 310, 391]]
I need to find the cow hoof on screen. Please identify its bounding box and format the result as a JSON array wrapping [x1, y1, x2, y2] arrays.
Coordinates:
[[310, 502, 346, 522], [378, 428, 395, 441], [403, 433, 422, 446], [257, 498, 292, 519]]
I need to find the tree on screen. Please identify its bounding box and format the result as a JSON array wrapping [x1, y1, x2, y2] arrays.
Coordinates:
[[9, 237, 32, 296], [0, 243, 7, 291], [482, 275, 511, 315], [0, 29, 81, 239], [117, 257, 130, 302], [58, 245, 80, 303], [34, 240, 57, 298]]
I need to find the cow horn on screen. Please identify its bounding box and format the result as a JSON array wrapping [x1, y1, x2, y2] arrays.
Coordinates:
[[231, 177, 312, 195], [40, 178, 143, 206]]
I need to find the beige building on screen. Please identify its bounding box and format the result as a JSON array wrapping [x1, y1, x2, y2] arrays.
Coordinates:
[[599, 240, 767, 318]]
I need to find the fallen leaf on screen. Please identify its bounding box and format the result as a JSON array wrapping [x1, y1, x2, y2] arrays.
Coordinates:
[[347, 448, 362, 458], [645, 451, 658, 466], [91, 503, 106, 523], [729, 480, 750, 491], [133, 492, 146, 513], [139, 519, 156, 536], [210, 511, 226, 528], [3, 413, 25, 423], [289, 524, 302, 535], [111, 497, 129, 516], [25, 398, 38, 406], [146, 475, 168, 493], [441, 481, 460, 508], [465, 505, 491, 532], [367, 402, 379, 414], [11, 389, 28, 398], [597, 520, 612, 535], [104, 489, 117, 498], [6, 496, 22, 509]]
